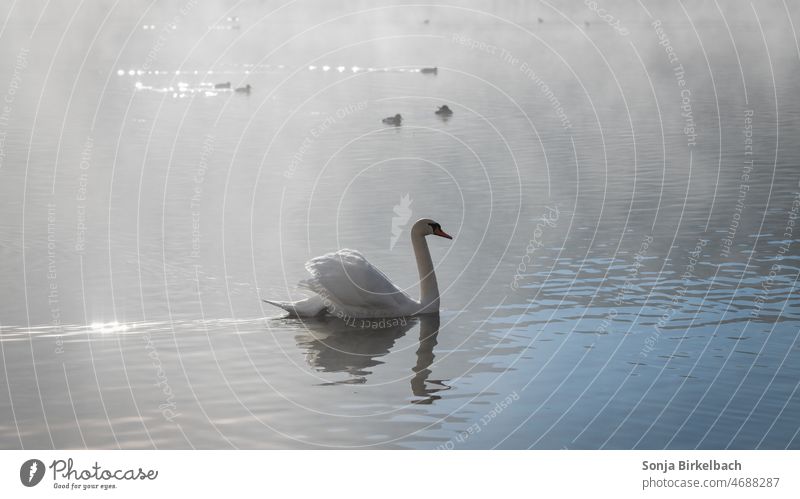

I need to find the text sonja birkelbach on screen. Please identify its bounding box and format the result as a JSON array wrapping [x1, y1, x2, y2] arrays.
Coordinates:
[[643, 459, 742, 473], [47, 458, 158, 491]]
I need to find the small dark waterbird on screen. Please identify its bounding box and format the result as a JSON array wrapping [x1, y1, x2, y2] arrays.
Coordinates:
[[435, 105, 453, 117], [382, 114, 402, 126]]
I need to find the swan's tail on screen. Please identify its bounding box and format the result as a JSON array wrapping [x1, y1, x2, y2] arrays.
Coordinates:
[[262, 295, 327, 317]]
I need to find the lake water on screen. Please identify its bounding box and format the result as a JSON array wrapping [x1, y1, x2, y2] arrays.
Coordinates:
[[1, 1, 799, 449]]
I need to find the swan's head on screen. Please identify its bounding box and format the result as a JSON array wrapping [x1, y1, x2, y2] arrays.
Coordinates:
[[413, 218, 453, 239]]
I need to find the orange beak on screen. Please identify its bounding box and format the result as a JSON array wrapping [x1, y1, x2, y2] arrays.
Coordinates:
[[433, 227, 453, 239]]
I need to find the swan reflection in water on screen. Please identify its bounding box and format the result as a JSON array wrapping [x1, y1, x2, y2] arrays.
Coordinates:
[[291, 314, 449, 404]]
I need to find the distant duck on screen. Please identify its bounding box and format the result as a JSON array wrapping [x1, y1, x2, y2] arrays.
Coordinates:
[[538, 17, 544, 23], [584, 21, 590, 27], [214, 82, 231, 89], [235, 84, 251, 94], [435, 105, 453, 117], [423, 19, 430, 24], [382, 114, 402, 126], [420, 67, 438, 74]]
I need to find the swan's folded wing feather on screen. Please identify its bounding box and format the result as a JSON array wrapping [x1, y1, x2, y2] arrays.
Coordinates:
[[301, 249, 417, 315], [262, 295, 326, 317]]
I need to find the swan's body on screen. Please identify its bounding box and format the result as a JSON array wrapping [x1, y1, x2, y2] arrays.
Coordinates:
[[264, 219, 452, 318]]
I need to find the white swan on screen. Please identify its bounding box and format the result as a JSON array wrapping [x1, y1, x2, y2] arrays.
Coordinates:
[[263, 218, 453, 318]]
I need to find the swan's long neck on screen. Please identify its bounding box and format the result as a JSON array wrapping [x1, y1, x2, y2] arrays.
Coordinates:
[[411, 231, 439, 311]]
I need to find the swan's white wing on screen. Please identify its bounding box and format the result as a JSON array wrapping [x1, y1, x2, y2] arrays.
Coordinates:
[[262, 295, 326, 317], [300, 249, 419, 318]]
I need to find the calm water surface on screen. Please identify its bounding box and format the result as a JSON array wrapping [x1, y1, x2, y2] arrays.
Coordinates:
[[1, 1, 799, 449]]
